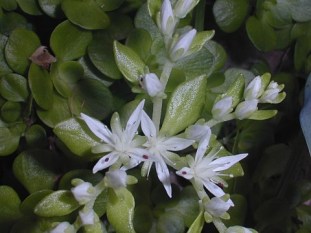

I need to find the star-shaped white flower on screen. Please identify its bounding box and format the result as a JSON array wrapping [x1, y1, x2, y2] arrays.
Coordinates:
[[81, 100, 147, 173], [176, 141, 247, 200], [140, 111, 194, 197]]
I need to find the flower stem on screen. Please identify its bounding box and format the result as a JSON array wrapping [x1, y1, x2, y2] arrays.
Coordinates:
[[213, 218, 227, 233], [152, 62, 173, 131]]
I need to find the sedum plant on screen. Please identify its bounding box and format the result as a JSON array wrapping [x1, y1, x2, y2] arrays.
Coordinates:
[[1, 0, 301, 233]]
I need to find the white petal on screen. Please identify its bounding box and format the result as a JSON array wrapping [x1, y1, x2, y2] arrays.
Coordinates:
[[110, 112, 123, 137], [141, 111, 157, 138], [210, 153, 248, 172], [163, 137, 194, 151], [155, 159, 172, 197], [161, 0, 175, 36], [205, 197, 232, 217], [186, 123, 211, 142], [244, 76, 262, 100], [93, 152, 119, 173], [234, 100, 258, 120], [126, 100, 145, 140], [50, 222, 74, 233], [202, 179, 225, 197], [194, 135, 210, 163], [80, 113, 113, 144], [212, 96, 233, 120], [176, 167, 194, 180], [71, 182, 94, 205], [170, 29, 196, 60], [79, 209, 95, 225], [140, 73, 164, 97], [106, 169, 127, 189]]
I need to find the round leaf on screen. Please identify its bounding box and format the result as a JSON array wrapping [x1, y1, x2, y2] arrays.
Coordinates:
[[34, 190, 80, 217], [13, 149, 60, 193], [246, 16, 277, 52], [126, 29, 152, 62], [0, 0, 17, 10], [69, 78, 113, 120], [1, 101, 21, 122], [94, 0, 124, 11], [20, 190, 53, 215], [53, 117, 100, 156], [107, 188, 136, 233], [36, 93, 71, 127], [0, 73, 29, 102], [0, 34, 12, 76], [28, 63, 53, 110], [24, 124, 47, 148], [0, 12, 30, 35], [38, 0, 64, 18], [0, 186, 22, 231], [213, 0, 249, 33], [113, 41, 146, 83], [61, 0, 110, 30], [50, 20, 92, 61], [161, 76, 207, 136], [157, 211, 185, 233], [0, 127, 20, 156], [5, 28, 40, 74], [88, 31, 121, 79], [16, 0, 42, 15]]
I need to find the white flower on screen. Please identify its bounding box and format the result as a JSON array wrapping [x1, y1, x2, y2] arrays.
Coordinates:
[[49, 222, 75, 233], [176, 143, 247, 200], [140, 111, 194, 197], [159, 0, 175, 36], [211, 96, 233, 121], [205, 196, 233, 218], [244, 76, 262, 100], [259, 81, 285, 104], [186, 121, 211, 146], [79, 209, 95, 225], [225, 226, 258, 233], [139, 73, 164, 97], [170, 29, 197, 61], [174, 0, 199, 18], [71, 181, 96, 205], [234, 99, 258, 120], [105, 169, 127, 189], [81, 100, 146, 173]]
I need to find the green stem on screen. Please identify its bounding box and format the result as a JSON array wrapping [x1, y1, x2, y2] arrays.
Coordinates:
[[152, 62, 173, 131], [213, 218, 227, 233]]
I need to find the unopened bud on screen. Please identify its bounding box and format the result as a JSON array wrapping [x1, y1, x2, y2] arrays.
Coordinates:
[[170, 29, 196, 61], [139, 73, 164, 97], [212, 96, 233, 120], [234, 100, 258, 120], [244, 76, 262, 100]]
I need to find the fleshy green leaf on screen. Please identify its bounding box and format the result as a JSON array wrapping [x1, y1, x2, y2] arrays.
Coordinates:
[[0, 127, 20, 156], [1, 101, 21, 122], [69, 78, 114, 120], [113, 40, 146, 83], [13, 149, 60, 193], [246, 16, 277, 52], [5, 28, 40, 75], [34, 190, 80, 217], [0, 34, 12, 76], [0, 73, 29, 102], [157, 211, 185, 233], [213, 0, 249, 33], [94, 0, 124, 11], [107, 188, 136, 233], [0, 12, 30, 35], [24, 124, 47, 148], [0, 0, 18, 11], [20, 190, 53, 215], [53, 117, 100, 156], [187, 211, 204, 233], [249, 110, 278, 120], [28, 63, 53, 110], [50, 20, 92, 61], [61, 0, 110, 30], [161, 75, 207, 136], [16, 0, 42, 15], [88, 31, 121, 79], [126, 29, 152, 62], [0, 186, 22, 232]]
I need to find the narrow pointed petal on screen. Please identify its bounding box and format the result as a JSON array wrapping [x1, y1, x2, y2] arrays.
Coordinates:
[[110, 112, 123, 137], [210, 153, 248, 172], [126, 100, 145, 140], [141, 111, 157, 138], [205, 197, 232, 217], [176, 167, 194, 180], [163, 137, 194, 151], [202, 179, 226, 197], [195, 136, 210, 162], [81, 113, 113, 144], [155, 159, 172, 197], [93, 152, 119, 173]]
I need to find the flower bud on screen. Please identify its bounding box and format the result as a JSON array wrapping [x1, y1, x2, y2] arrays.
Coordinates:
[[212, 96, 233, 120], [105, 169, 127, 189], [205, 197, 232, 218], [139, 73, 164, 97], [186, 123, 211, 144], [174, 0, 198, 18], [159, 0, 175, 36], [225, 226, 257, 233], [244, 76, 262, 100], [71, 181, 95, 205], [79, 209, 95, 225], [234, 100, 258, 120], [50, 222, 75, 233], [170, 29, 196, 61], [260, 81, 285, 104]]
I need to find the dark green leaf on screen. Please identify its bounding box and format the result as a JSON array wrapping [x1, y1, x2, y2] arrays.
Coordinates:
[[16, 0, 42, 15], [24, 124, 47, 148], [94, 0, 124, 11], [50, 20, 92, 61], [20, 190, 53, 215], [13, 149, 60, 193], [0, 0, 17, 10], [5, 28, 40, 75], [213, 0, 249, 33], [0, 127, 20, 156], [0, 73, 29, 102], [1, 101, 21, 122], [62, 0, 110, 30], [157, 211, 185, 233], [0, 12, 30, 35], [0, 34, 12, 76], [126, 29, 152, 62]]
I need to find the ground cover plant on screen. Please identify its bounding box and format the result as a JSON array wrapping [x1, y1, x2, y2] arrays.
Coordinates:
[[0, 0, 311, 232]]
